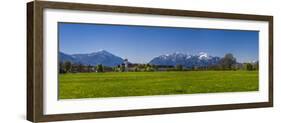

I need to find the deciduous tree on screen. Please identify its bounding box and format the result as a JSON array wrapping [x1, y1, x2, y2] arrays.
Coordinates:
[[219, 53, 237, 70]]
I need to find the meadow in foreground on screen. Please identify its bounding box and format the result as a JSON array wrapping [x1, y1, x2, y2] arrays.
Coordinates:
[[59, 71, 258, 99]]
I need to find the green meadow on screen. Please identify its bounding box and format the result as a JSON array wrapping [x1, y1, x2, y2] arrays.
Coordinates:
[[59, 71, 258, 99]]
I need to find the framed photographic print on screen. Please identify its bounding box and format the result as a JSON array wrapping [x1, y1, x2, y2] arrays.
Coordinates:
[[27, 1, 273, 122]]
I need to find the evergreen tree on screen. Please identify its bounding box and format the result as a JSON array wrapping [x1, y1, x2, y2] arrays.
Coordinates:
[[96, 64, 104, 72], [64, 61, 72, 73]]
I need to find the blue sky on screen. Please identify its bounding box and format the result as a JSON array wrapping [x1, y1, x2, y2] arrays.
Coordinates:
[[59, 23, 259, 63]]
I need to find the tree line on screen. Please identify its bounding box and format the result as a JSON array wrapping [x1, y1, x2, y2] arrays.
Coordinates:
[[59, 53, 258, 73]]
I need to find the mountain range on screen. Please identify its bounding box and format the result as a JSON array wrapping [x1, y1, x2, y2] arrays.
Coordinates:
[[149, 52, 220, 67], [59, 50, 221, 67]]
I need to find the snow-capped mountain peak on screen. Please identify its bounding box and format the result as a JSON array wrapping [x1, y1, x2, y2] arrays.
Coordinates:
[[198, 52, 210, 59]]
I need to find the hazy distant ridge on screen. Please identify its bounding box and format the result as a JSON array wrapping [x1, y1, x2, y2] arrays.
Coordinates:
[[59, 50, 123, 67]]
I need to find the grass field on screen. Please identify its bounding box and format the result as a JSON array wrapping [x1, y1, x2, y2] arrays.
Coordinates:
[[59, 71, 258, 99]]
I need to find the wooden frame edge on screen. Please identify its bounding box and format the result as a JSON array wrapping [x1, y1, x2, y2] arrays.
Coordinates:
[[27, 1, 45, 122], [38, 102, 271, 122], [27, 1, 34, 122], [268, 16, 274, 107], [27, 1, 274, 122]]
